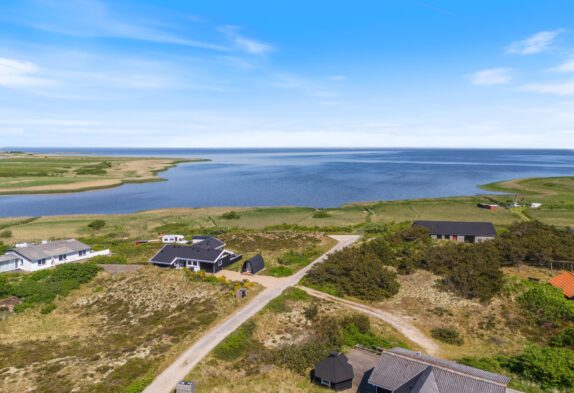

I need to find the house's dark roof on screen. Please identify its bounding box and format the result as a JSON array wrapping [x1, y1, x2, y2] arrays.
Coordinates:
[[314, 352, 354, 383], [242, 254, 265, 274], [413, 221, 496, 237], [193, 236, 225, 250], [150, 244, 224, 265], [368, 348, 510, 393]]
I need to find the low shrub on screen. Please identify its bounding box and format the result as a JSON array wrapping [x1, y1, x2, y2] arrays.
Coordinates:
[[87, 220, 106, 230], [0, 230, 12, 238], [221, 211, 240, 220], [550, 326, 574, 349], [508, 345, 574, 389], [312, 210, 331, 218], [518, 284, 574, 327], [431, 327, 464, 346], [40, 303, 56, 314], [9, 263, 101, 311], [268, 266, 293, 277], [89, 255, 129, 265], [213, 320, 256, 360]]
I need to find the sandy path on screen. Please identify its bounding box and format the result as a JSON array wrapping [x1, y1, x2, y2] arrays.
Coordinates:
[[143, 235, 359, 393], [298, 286, 440, 356]]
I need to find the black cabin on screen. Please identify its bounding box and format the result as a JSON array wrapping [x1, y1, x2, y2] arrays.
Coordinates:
[[241, 254, 265, 275], [312, 352, 354, 391]]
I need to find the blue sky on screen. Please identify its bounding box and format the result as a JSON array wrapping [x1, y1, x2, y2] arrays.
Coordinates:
[[0, 0, 573, 148]]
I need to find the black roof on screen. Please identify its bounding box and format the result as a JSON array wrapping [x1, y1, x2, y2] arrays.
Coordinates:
[[193, 236, 225, 249], [413, 221, 496, 237], [314, 352, 354, 383], [242, 254, 265, 274], [150, 244, 224, 265]]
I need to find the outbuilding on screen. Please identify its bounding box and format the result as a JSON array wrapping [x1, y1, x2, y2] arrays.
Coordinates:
[[312, 352, 354, 391], [241, 255, 265, 275]]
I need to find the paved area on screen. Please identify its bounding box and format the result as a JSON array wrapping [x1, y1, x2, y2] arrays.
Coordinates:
[[215, 269, 284, 288], [100, 264, 144, 275], [143, 235, 360, 393], [299, 286, 440, 356], [344, 347, 380, 392]]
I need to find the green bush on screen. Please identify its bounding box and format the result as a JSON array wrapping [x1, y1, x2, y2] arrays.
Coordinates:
[[0, 242, 8, 254], [508, 345, 574, 389], [221, 211, 241, 220], [422, 242, 503, 302], [0, 230, 12, 238], [87, 220, 106, 230], [496, 221, 574, 266], [89, 255, 128, 265], [518, 284, 574, 326], [312, 210, 331, 218], [9, 263, 101, 310], [306, 246, 399, 301], [268, 266, 293, 277], [214, 320, 256, 360], [550, 326, 574, 349], [40, 303, 56, 314], [431, 327, 464, 346], [0, 275, 11, 297]]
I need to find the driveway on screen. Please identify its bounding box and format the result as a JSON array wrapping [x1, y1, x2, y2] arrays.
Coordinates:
[[299, 286, 440, 356], [143, 235, 360, 393]]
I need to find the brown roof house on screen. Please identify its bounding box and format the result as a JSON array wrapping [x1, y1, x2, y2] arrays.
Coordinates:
[[549, 271, 574, 299]]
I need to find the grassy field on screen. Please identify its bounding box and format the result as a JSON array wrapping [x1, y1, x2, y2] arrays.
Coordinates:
[[0, 266, 260, 393], [187, 288, 415, 393], [0, 152, 204, 194]]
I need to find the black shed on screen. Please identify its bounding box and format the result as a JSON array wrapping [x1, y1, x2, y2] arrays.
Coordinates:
[[241, 254, 265, 275], [312, 352, 354, 391]]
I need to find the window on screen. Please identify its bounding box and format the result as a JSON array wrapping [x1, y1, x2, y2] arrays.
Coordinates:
[[38, 259, 47, 266], [320, 379, 331, 387], [218, 259, 223, 266], [59, 254, 67, 261], [79, 250, 87, 257]]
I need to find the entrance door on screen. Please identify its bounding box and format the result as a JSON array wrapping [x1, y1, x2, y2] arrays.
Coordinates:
[[186, 260, 200, 272]]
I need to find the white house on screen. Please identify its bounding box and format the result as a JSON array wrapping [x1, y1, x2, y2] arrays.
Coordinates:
[[161, 234, 187, 244], [530, 202, 542, 209], [1, 239, 109, 273]]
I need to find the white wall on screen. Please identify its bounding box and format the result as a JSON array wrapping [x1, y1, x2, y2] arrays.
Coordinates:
[[4, 249, 111, 272]]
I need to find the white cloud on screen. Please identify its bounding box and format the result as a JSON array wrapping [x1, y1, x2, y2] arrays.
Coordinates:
[[467, 68, 513, 86], [219, 25, 272, 55], [521, 80, 574, 96], [551, 58, 574, 73], [329, 75, 347, 81], [0, 57, 55, 88], [505, 30, 563, 55]]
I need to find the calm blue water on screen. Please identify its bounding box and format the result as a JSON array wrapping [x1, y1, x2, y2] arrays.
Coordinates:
[[0, 148, 572, 217]]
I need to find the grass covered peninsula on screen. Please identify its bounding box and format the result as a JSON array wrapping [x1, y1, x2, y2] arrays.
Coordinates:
[[0, 152, 206, 195]]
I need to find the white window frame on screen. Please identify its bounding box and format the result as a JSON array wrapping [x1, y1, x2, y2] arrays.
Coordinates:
[[320, 379, 331, 387]]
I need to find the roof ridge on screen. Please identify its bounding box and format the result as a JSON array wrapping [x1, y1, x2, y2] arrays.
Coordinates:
[[386, 351, 508, 387]]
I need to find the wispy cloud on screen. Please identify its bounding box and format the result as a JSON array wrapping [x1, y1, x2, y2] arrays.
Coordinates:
[[521, 80, 574, 96], [467, 68, 513, 86], [551, 58, 574, 73], [329, 75, 347, 81], [219, 25, 272, 55], [14, 0, 227, 51], [505, 30, 563, 55], [0, 57, 56, 88]]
